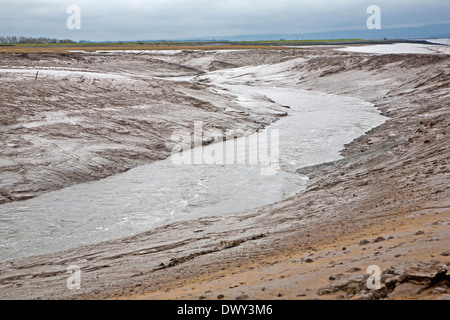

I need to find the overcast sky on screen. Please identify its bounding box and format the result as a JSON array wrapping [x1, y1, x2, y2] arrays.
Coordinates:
[[1, 0, 449, 41]]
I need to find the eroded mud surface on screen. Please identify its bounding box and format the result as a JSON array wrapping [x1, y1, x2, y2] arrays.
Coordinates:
[[0, 50, 290, 203], [0, 48, 448, 300]]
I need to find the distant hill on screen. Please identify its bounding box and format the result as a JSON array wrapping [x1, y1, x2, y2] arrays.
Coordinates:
[[175, 23, 450, 42]]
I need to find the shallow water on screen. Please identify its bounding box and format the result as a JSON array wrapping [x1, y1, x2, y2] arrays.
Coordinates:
[[0, 85, 386, 262]]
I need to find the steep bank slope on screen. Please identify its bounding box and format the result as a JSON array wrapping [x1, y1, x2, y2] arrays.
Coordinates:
[[0, 51, 290, 204]]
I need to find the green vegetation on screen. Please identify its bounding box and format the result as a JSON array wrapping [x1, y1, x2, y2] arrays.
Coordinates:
[[4, 38, 366, 47], [0, 38, 377, 53]]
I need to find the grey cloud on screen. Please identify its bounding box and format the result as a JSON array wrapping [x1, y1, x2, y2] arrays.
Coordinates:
[[0, 0, 448, 41]]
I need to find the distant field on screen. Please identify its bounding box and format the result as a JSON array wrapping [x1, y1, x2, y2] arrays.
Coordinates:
[[0, 39, 369, 53], [0, 43, 283, 53], [0, 38, 431, 53], [234, 39, 365, 44]]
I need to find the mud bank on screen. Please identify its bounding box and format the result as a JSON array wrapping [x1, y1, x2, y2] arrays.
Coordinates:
[[0, 48, 448, 300], [0, 51, 289, 203]]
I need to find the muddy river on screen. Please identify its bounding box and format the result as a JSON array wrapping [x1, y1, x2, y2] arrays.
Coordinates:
[[0, 83, 386, 262]]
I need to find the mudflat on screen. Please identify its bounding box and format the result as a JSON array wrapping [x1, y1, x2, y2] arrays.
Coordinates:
[[0, 46, 448, 300]]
